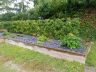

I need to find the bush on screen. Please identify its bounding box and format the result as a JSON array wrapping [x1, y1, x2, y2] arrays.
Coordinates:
[[0, 18, 80, 40], [3, 31, 10, 37], [33, 0, 96, 19], [38, 35, 47, 42], [60, 33, 81, 49], [0, 12, 15, 21], [12, 12, 29, 20]]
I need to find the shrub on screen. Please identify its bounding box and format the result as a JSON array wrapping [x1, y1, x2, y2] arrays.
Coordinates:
[[3, 31, 10, 36], [38, 35, 47, 42], [1, 18, 80, 40], [0, 12, 15, 21], [60, 33, 81, 49]]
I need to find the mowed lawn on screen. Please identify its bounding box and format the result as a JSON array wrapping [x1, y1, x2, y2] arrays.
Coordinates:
[[86, 42, 96, 67], [0, 43, 84, 72]]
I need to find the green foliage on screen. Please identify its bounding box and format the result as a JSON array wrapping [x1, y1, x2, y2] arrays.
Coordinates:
[[79, 21, 96, 41], [29, 6, 40, 20], [1, 18, 80, 40], [3, 31, 10, 36], [0, 12, 31, 21], [86, 42, 96, 67], [31, 0, 96, 9], [0, 0, 96, 21], [0, 12, 15, 21], [38, 35, 47, 42], [60, 33, 81, 49], [0, 43, 84, 72], [12, 12, 29, 20], [31, 0, 96, 19]]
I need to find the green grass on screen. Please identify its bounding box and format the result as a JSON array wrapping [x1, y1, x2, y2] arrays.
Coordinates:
[[0, 43, 84, 72], [86, 42, 96, 67]]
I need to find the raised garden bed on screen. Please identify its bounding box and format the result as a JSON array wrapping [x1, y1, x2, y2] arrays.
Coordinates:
[[0, 32, 92, 63]]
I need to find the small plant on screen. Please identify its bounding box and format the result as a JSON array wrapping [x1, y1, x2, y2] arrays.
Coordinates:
[[36, 35, 47, 44], [60, 33, 81, 49], [38, 35, 47, 42], [3, 31, 11, 38], [3, 31, 10, 36]]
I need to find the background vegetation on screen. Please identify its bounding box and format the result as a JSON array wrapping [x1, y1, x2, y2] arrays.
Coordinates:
[[0, 0, 96, 48], [0, 18, 80, 39], [0, 0, 96, 21]]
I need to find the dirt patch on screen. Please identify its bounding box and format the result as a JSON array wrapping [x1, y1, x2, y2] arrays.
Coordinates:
[[4, 61, 27, 72], [81, 8, 96, 26], [0, 29, 7, 32], [21, 61, 58, 72], [0, 56, 27, 72], [0, 56, 57, 72], [0, 56, 10, 63], [0, 38, 5, 43]]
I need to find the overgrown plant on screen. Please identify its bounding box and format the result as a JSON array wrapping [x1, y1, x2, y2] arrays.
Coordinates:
[[1, 18, 80, 40], [3, 31, 11, 38], [38, 35, 47, 42], [60, 33, 81, 49], [3, 31, 10, 36], [37, 35, 47, 44]]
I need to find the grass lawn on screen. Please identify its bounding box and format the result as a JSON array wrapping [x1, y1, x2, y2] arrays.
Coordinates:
[[0, 43, 84, 72], [86, 41, 96, 67]]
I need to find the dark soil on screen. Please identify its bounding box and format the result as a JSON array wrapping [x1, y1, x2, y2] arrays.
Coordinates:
[[2, 33, 90, 56], [0, 32, 91, 56]]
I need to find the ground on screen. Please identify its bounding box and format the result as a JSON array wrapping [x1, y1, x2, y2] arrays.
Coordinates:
[[86, 42, 96, 67], [0, 41, 96, 72], [0, 43, 84, 72], [85, 41, 96, 72]]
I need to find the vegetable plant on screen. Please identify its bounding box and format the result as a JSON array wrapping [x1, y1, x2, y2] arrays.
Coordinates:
[[60, 33, 81, 49], [38, 35, 47, 42]]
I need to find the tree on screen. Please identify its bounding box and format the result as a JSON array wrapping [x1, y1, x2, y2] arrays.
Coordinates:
[[0, 0, 15, 12], [0, 12, 15, 21]]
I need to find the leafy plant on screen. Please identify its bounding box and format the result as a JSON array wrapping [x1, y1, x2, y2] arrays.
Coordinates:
[[1, 18, 80, 39], [3, 31, 11, 39], [38, 35, 47, 42], [3, 31, 10, 36], [60, 33, 81, 49]]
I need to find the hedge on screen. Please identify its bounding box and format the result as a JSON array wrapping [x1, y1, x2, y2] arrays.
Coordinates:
[[0, 18, 80, 39]]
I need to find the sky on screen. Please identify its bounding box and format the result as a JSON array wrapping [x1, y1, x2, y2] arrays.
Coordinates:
[[13, 0, 34, 8], [0, 0, 34, 14], [9, 0, 34, 9]]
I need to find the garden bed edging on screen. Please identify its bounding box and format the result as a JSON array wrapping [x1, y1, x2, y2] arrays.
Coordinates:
[[5, 39, 88, 64]]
